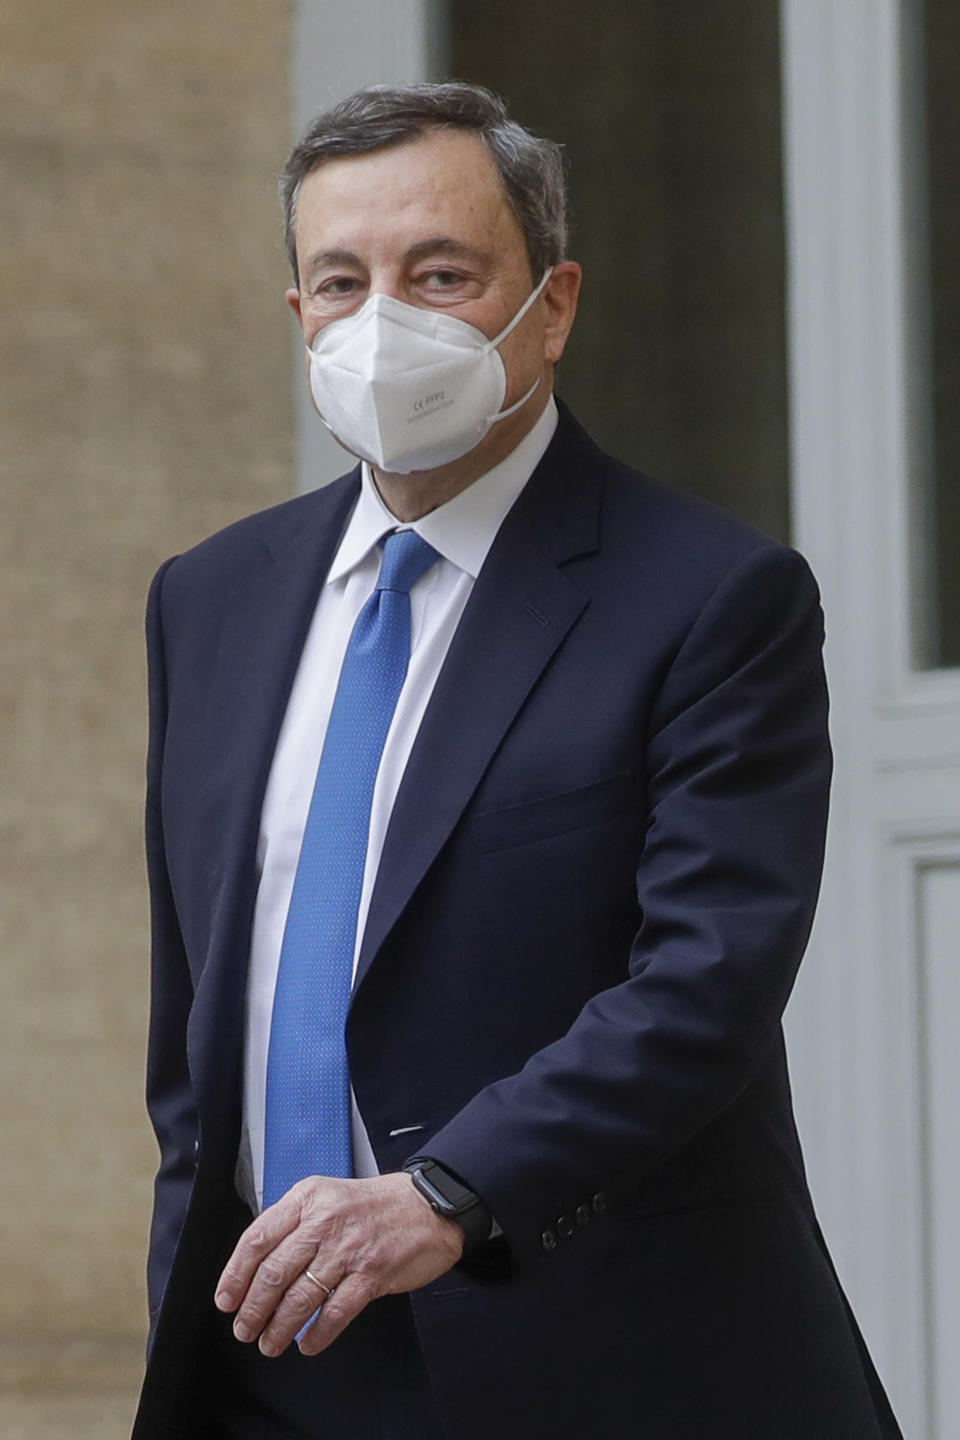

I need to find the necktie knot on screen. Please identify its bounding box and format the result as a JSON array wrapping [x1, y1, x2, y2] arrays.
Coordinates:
[[376, 530, 439, 595]]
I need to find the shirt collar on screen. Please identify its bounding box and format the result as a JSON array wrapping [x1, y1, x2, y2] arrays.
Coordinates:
[[327, 395, 559, 584]]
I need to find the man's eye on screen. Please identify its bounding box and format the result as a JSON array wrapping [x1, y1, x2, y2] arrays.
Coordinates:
[[422, 270, 464, 289], [318, 277, 360, 297]]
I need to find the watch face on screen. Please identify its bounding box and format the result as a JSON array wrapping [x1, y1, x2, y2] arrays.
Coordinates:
[[413, 1168, 458, 1214], [407, 1161, 493, 1255], [410, 1162, 476, 1216]]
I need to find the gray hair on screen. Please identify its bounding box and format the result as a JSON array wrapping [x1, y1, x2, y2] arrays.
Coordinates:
[[281, 82, 568, 284]]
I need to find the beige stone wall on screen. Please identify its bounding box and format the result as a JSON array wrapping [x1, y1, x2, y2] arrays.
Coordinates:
[[0, 2, 292, 1431]]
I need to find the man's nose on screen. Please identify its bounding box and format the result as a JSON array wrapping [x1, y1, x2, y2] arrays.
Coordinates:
[[366, 269, 406, 302]]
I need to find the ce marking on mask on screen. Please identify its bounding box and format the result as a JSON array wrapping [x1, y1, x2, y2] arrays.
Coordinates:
[[409, 391, 455, 424]]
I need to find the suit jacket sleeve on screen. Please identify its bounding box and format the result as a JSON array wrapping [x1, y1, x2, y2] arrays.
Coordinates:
[[143, 557, 199, 1330], [423, 542, 831, 1268]]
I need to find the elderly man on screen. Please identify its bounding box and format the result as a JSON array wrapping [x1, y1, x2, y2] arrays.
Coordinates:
[[133, 83, 902, 1439]]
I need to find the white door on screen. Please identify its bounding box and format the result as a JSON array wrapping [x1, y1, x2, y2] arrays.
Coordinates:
[[781, 3, 960, 1435]]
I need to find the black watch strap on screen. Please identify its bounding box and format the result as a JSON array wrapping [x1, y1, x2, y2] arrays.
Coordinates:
[[403, 1158, 492, 1256]]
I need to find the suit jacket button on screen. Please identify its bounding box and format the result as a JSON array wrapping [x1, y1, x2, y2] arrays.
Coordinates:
[[556, 1215, 574, 1239], [591, 1192, 606, 1214], [575, 1204, 591, 1227], [541, 1229, 558, 1252]]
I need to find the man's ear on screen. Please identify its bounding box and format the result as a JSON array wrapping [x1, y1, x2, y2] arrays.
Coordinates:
[[285, 287, 303, 321], [543, 261, 582, 364]]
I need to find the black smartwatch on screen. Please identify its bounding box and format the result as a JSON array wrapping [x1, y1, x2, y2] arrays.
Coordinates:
[[403, 1158, 492, 1257]]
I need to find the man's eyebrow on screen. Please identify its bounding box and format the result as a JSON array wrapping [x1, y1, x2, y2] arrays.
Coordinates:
[[302, 247, 363, 276], [404, 237, 490, 267], [302, 237, 491, 280]]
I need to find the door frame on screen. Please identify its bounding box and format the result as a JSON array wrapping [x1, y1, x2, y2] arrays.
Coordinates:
[[781, 3, 960, 1434]]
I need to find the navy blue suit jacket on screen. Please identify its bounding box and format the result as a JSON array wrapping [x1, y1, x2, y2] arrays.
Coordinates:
[[134, 406, 901, 1438]]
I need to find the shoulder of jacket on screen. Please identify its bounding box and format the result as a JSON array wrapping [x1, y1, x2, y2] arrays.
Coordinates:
[[159, 469, 358, 600]]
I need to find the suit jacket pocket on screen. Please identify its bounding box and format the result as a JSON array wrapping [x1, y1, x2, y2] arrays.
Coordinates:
[[609, 1187, 782, 1226], [471, 770, 639, 854]]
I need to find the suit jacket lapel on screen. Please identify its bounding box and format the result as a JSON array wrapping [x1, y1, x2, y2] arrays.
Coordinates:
[[355, 408, 604, 990], [187, 472, 359, 1108]]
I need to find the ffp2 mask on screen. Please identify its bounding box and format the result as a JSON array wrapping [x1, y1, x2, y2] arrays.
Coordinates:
[[305, 269, 552, 473]]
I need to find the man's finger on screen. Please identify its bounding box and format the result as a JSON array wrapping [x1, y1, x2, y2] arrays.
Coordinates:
[[257, 1265, 344, 1356], [214, 1194, 303, 1312], [295, 1273, 377, 1357], [228, 1229, 322, 1342]]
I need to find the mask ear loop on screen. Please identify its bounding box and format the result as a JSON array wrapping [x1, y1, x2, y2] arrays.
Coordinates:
[[484, 268, 554, 353], [484, 268, 554, 423]]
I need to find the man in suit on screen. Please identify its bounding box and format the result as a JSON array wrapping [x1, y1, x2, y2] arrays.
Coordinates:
[[134, 83, 902, 1438]]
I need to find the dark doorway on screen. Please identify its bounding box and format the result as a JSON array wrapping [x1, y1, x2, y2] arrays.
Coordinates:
[[442, 1, 791, 542], [919, 0, 960, 668]]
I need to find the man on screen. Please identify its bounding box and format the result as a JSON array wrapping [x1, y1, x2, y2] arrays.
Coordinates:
[[133, 83, 902, 1439]]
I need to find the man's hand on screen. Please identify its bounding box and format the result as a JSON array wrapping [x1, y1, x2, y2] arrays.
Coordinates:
[[213, 1172, 464, 1357]]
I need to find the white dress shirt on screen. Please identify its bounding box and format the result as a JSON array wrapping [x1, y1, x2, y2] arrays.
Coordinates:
[[236, 397, 559, 1213]]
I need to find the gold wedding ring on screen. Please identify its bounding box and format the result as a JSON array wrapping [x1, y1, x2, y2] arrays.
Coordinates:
[[304, 1268, 333, 1299]]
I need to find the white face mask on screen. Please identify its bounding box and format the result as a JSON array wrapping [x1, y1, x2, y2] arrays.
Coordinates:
[[305, 269, 553, 473]]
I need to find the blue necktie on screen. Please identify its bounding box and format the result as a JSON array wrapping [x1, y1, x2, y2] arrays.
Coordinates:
[[262, 530, 440, 1209]]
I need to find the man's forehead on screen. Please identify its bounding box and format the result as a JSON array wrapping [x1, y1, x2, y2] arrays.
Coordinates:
[[295, 129, 512, 229], [293, 129, 528, 278]]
